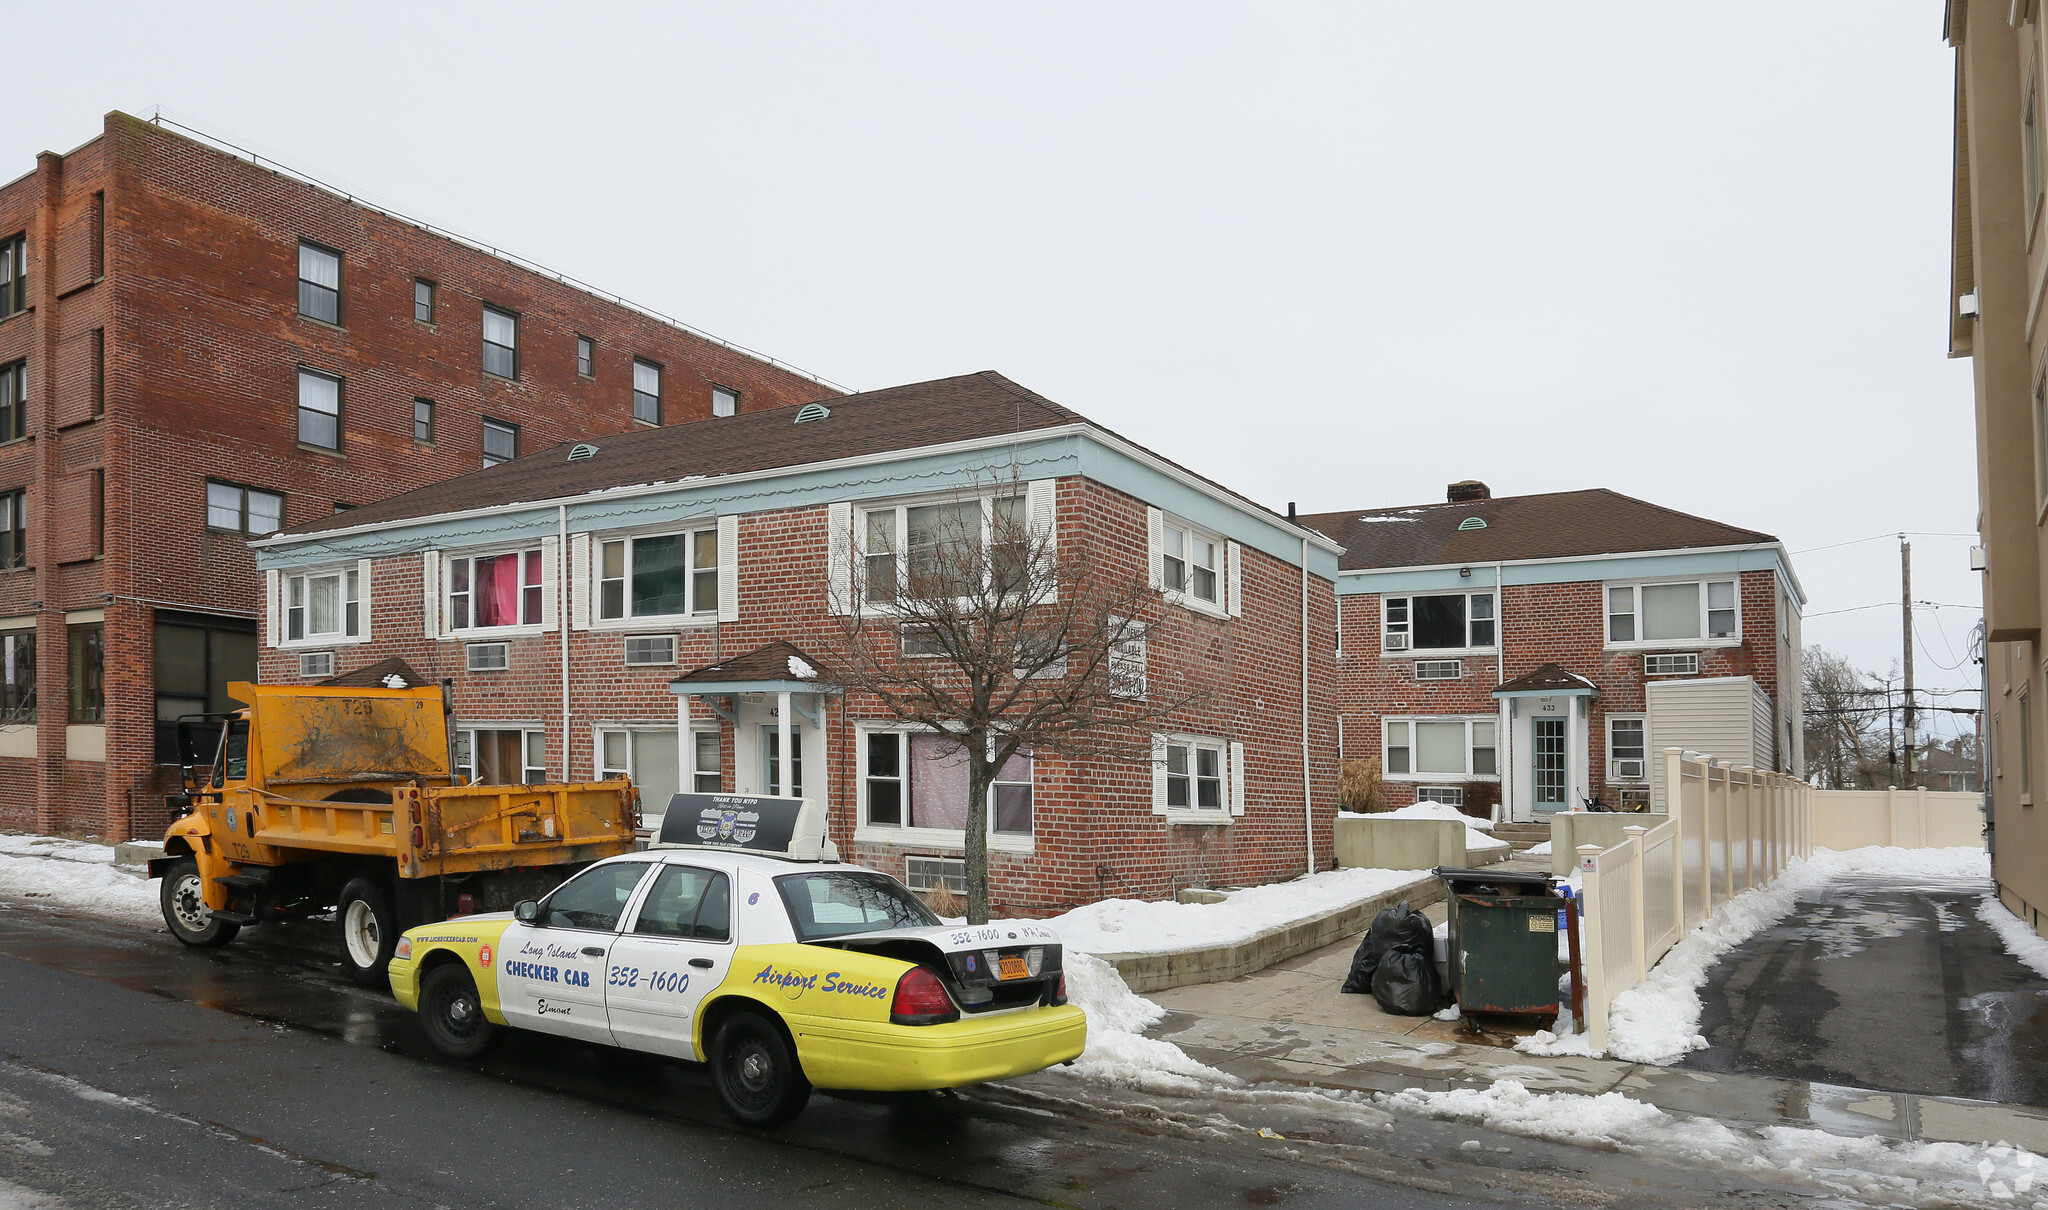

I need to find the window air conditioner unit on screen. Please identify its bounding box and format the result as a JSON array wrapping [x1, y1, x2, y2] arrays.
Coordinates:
[[1614, 759, 1646, 781], [466, 642, 510, 672], [298, 651, 334, 678], [1384, 634, 1409, 652], [623, 635, 677, 666]]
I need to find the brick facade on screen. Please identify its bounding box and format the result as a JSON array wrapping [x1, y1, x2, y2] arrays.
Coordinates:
[[0, 112, 835, 840]]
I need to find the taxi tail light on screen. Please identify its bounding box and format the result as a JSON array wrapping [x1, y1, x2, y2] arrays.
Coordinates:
[[1053, 971, 1068, 1006], [890, 966, 959, 1026]]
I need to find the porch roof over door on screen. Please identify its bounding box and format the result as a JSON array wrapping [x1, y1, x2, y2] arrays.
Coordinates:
[[1492, 662, 1599, 699], [667, 640, 843, 697]]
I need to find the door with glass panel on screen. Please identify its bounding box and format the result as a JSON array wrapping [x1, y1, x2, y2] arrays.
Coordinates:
[[1533, 718, 1568, 811]]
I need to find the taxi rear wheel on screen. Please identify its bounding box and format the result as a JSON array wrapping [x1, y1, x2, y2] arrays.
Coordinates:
[[159, 859, 239, 948], [337, 877, 398, 987], [711, 1011, 811, 1128], [419, 963, 498, 1059]]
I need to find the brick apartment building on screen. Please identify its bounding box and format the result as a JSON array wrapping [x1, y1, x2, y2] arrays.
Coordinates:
[[1299, 484, 1804, 821], [252, 372, 1343, 914], [0, 111, 835, 840]]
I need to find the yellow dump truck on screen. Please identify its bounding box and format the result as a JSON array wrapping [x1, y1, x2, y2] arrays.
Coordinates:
[[147, 682, 636, 986]]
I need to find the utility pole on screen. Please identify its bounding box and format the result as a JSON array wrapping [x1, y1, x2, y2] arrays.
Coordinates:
[[1901, 535, 1916, 790]]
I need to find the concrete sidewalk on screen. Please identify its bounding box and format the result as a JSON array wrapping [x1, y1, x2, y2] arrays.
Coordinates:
[[1145, 905, 2048, 1154]]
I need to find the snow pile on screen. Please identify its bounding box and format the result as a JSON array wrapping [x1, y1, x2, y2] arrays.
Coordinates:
[[1525, 840, 1552, 856], [787, 655, 817, 679], [1056, 951, 1237, 1094], [0, 834, 160, 929], [1369, 804, 1509, 851], [1039, 866, 1430, 956], [1520, 846, 1992, 1064], [1383, 1078, 2043, 1207], [1978, 895, 2048, 979]]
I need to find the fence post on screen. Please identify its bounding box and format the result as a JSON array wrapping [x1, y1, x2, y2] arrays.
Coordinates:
[[1624, 824, 1648, 983], [1717, 761, 1735, 905], [1578, 843, 1607, 1051], [1667, 749, 1688, 933], [1886, 785, 1898, 847]]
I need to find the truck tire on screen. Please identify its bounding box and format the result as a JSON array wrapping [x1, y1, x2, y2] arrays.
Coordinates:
[[418, 963, 498, 1059], [337, 877, 398, 987], [711, 1010, 812, 1128], [159, 858, 240, 948]]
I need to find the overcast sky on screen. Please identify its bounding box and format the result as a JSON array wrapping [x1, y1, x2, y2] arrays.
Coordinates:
[[10, 2, 1983, 741]]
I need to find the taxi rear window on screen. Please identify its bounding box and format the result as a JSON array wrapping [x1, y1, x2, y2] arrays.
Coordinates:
[[776, 871, 939, 941]]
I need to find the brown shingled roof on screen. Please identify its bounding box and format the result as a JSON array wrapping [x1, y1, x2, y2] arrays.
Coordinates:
[[1295, 489, 1776, 572], [672, 641, 840, 688], [281, 372, 1086, 536], [319, 656, 433, 690]]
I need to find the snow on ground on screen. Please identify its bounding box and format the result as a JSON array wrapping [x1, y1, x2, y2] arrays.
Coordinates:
[[1382, 1078, 2042, 1208], [1038, 865, 1431, 956], [0, 833, 160, 929], [1520, 845, 1992, 1064], [1978, 894, 2048, 980], [1525, 840, 1552, 856], [1056, 952, 1239, 1094]]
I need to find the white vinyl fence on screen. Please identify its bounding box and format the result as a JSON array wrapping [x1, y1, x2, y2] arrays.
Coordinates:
[[1574, 750, 1984, 1052]]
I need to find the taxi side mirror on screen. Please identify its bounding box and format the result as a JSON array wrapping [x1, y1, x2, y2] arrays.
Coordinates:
[[514, 900, 539, 925]]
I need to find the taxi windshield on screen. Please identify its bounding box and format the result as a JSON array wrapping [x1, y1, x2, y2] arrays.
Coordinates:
[[776, 871, 940, 942]]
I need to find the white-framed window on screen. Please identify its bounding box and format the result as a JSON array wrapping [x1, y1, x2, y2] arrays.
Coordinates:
[[466, 642, 509, 672], [1151, 732, 1243, 819], [1416, 786, 1464, 806], [1643, 652, 1699, 676], [859, 494, 1026, 606], [1414, 659, 1463, 681], [284, 566, 363, 643], [454, 727, 547, 785], [597, 529, 716, 621], [446, 548, 544, 631], [622, 635, 677, 666], [1382, 716, 1497, 779], [297, 651, 333, 679], [691, 729, 722, 793], [596, 725, 682, 819], [857, 727, 1034, 845], [1606, 579, 1739, 646], [712, 385, 738, 417], [1382, 592, 1495, 653], [904, 856, 967, 894], [1607, 715, 1647, 781], [1161, 520, 1219, 605]]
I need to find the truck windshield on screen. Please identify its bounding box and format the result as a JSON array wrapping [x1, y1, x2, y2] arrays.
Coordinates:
[[776, 871, 940, 941], [211, 720, 249, 788]]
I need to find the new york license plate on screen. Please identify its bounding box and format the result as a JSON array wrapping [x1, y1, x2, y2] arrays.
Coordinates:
[[997, 954, 1030, 981]]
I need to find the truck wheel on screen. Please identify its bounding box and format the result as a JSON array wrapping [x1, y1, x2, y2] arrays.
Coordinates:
[[419, 963, 498, 1059], [337, 878, 398, 987], [159, 858, 239, 948], [711, 1011, 811, 1128]]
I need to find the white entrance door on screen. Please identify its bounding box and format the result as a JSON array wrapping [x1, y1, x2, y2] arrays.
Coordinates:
[[605, 864, 734, 1059]]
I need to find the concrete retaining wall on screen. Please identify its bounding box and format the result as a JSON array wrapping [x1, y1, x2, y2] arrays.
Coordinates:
[[1549, 813, 1672, 876], [1097, 872, 1441, 993], [1331, 815, 1509, 871]]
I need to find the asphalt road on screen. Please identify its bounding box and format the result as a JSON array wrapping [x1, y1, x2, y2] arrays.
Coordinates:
[[1686, 866, 2048, 1104], [0, 897, 1828, 1210]]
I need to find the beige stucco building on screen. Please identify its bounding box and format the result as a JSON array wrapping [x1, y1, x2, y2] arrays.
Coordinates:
[[1948, 0, 2048, 938]]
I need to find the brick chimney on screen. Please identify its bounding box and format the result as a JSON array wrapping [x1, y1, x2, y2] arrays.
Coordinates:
[[1446, 480, 1491, 503]]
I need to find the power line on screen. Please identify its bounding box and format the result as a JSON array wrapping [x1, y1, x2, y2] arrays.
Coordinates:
[[1791, 531, 1980, 555]]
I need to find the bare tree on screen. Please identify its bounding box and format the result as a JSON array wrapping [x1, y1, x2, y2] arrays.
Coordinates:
[[1802, 645, 1888, 789], [829, 482, 1210, 923]]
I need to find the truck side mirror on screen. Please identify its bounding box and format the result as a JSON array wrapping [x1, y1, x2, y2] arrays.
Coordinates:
[[514, 900, 539, 925]]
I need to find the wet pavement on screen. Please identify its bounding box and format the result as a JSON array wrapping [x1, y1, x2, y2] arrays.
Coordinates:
[[1686, 866, 2048, 1104]]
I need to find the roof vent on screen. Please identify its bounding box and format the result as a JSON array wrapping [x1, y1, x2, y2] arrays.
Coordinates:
[[566, 443, 599, 462], [1447, 480, 1491, 503], [1458, 517, 1487, 531], [793, 403, 832, 425]]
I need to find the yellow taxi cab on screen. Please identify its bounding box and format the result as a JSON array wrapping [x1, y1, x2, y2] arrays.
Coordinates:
[[387, 794, 1085, 1126]]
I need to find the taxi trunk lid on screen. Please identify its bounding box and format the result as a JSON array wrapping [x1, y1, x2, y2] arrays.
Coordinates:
[[823, 920, 1065, 1013]]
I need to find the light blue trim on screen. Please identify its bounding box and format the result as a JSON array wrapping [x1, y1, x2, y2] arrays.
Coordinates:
[[669, 680, 840, 696], [1337, 546, 1801, 602], [254, 430, 1341, 578], [1494, 686, 1596, 699]]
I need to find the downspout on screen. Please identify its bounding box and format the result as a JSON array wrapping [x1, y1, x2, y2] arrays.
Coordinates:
[[1495, 562, 1508, 824], [559, 504, 571, 783], [1301, 536, 1314, 875]]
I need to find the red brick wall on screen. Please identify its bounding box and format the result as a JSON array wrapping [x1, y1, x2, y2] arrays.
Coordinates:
[[1333, 569, 1784, 810], [257, 476, 1341, 914], [0, 112, 839, 839]]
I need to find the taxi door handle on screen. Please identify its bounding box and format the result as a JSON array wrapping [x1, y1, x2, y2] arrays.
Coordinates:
[[581, 947, 605, 957], [689, 958, 715, 969]]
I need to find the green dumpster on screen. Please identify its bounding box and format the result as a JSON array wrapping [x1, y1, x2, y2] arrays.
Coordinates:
[[1433, 866, 1563, 1023]]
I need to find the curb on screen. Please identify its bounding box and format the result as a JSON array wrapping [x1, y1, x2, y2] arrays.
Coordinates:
[[1095, 873, 1445, 994]]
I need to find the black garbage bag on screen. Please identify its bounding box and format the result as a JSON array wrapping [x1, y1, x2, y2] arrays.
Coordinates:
[[1371, 943, 1442, 1016], [1340, 901, 1434, 995]]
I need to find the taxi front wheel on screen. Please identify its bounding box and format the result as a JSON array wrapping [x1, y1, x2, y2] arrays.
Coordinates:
[[419, 964, 498, 1059], [711, 1011, 812, 1128]]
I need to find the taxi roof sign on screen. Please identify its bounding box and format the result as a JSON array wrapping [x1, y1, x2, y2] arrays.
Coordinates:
[[651, 793, 840, 862]]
